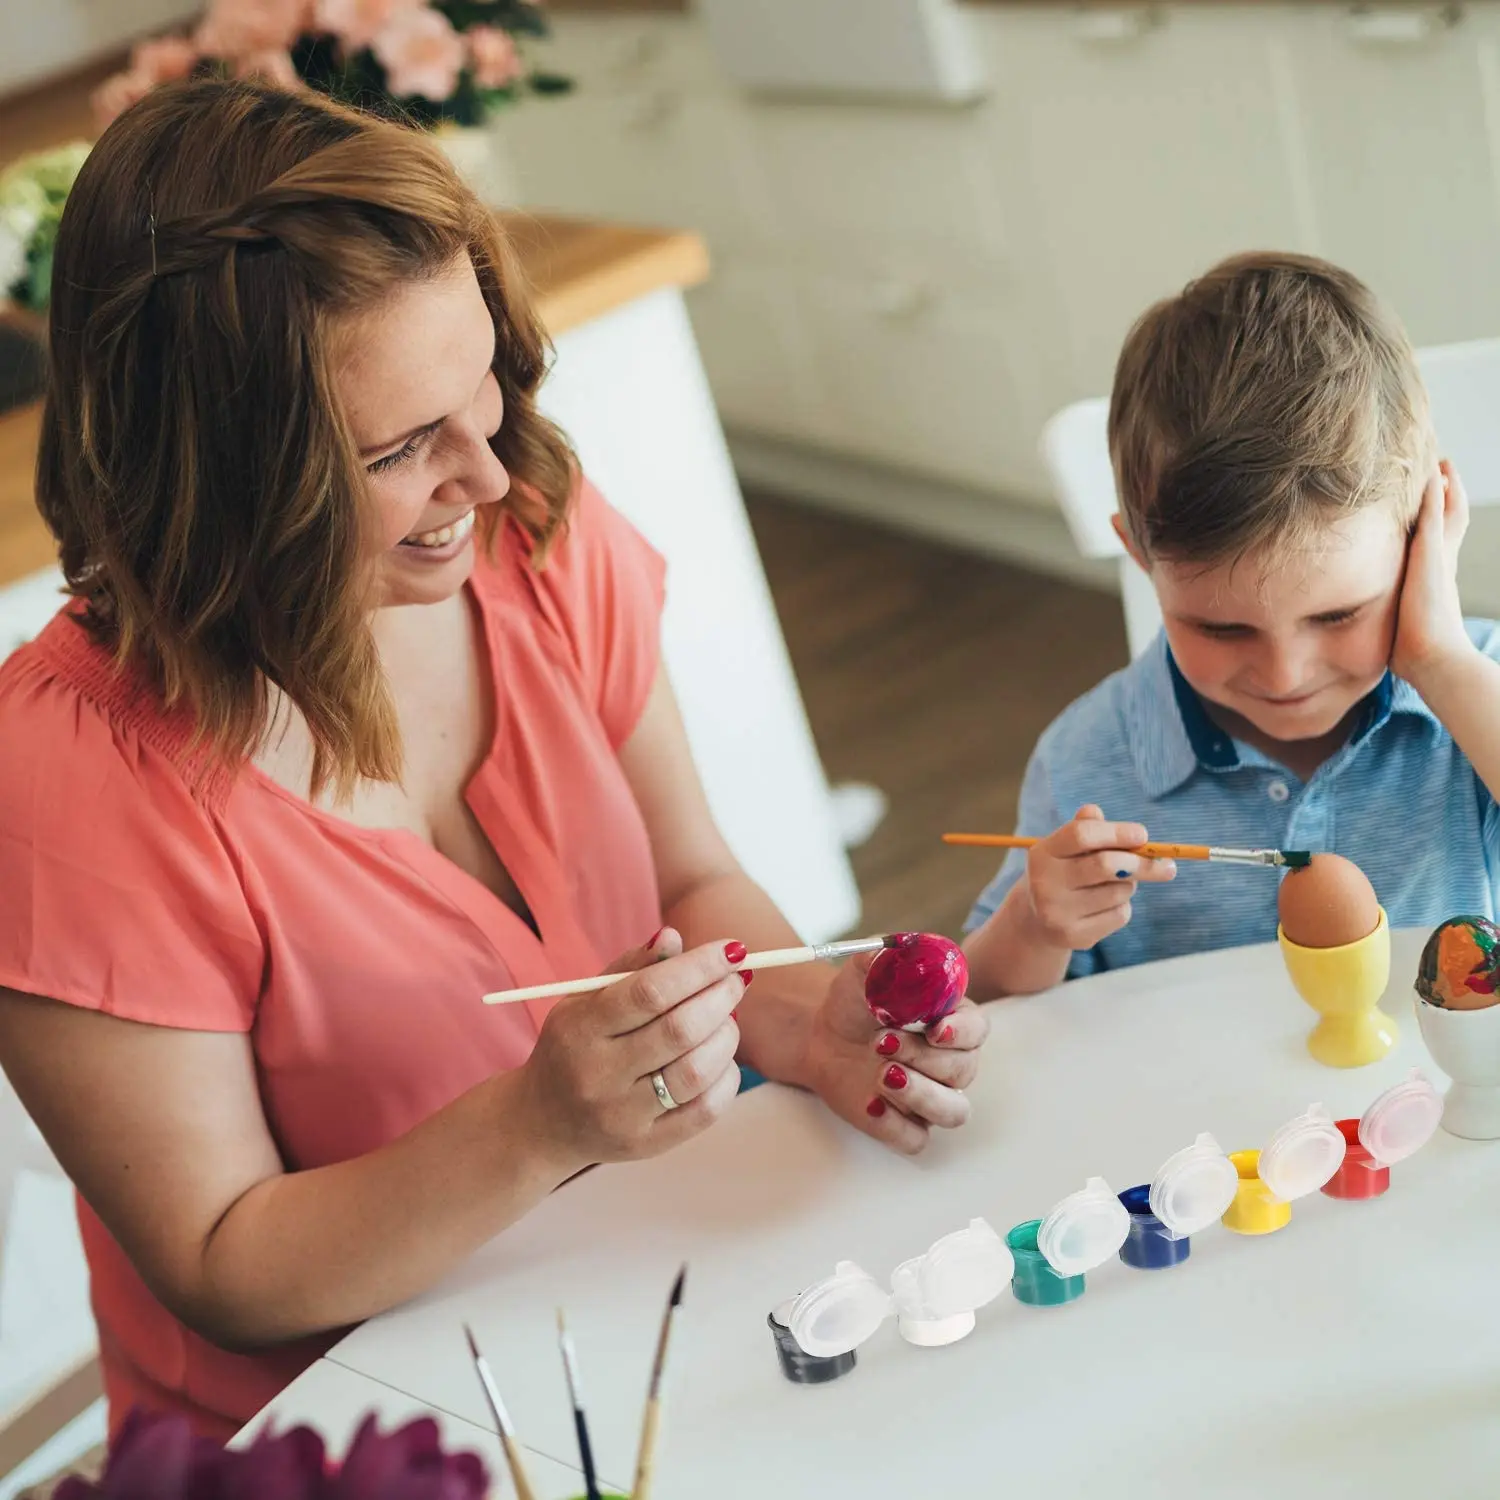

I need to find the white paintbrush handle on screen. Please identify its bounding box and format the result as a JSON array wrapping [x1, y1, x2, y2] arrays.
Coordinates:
[[481, 935, 889, 1006], [483, 972, 619, 1004]]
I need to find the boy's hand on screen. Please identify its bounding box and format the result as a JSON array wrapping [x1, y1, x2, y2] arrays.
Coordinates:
[[1393, 460, 1473, 687], [1022, 804, 1176, 952]]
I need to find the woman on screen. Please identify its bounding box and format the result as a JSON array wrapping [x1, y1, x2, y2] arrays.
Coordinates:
[[0, 79, 988, 1442]]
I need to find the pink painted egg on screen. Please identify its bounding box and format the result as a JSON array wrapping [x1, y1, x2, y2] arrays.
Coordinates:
[[865, 932, 968, 1029]]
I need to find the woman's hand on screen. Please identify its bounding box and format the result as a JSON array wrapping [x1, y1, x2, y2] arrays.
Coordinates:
[[514, 928, 748, 1171], [801, 951, 989, 1156]]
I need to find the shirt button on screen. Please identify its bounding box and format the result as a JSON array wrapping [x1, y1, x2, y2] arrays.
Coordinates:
[[1268, 780, 1291, 803]]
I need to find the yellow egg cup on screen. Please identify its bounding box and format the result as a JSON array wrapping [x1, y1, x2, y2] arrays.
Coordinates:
[[1278, 908, 1395, 1069], [1221, 1149, 1292, 1235]]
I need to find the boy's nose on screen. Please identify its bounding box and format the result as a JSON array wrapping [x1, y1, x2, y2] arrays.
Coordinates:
[[1255, 645, 1315, 698]]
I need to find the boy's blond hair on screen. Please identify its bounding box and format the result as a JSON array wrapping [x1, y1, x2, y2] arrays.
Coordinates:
[[1108, 251, 1435, 566]]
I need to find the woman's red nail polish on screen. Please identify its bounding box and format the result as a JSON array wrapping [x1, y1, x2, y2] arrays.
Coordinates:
[[730, 1010, 739, 1022], [938, 1025, 955, 1044], [884, 1064, 908, 1091], [876, 1032, 901, 1057], [866, 1097, 887, 1118], [738, 968, 754, 984], [647, 927, 665, 948], [724, 941, 748, 965]]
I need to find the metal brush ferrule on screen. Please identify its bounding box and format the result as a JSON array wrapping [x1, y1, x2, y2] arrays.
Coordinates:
[[1207, 847, 1283, 867]]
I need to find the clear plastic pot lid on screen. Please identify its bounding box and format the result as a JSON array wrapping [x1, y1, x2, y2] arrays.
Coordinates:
[[1148, 1132, 1239, 1238], [911, 1218, 1013, 1318], [1258, 1104, 1347, 1202], [787, 1261, 892, 1359], [1359, 1068, 1442, 1166], [1038, 1177, 1131, 1277]]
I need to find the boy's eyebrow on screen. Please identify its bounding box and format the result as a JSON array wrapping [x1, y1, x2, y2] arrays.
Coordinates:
[[1174, 591, 1387, 629], [1301, 591, 1386, 618]]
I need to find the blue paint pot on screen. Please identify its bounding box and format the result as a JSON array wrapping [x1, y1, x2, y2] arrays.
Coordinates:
[[1118, 1184, 1190, 1270]]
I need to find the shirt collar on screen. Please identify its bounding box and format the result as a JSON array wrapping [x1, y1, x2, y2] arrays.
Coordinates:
[[1125, 634, 1211, 798], [1387, 671, 1437, 724], [1167, 649, 1238, 770], [1126, 631, 1437, 799]]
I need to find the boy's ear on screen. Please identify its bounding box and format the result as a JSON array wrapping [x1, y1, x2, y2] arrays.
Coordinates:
[[1111, 513, 1150, 571]]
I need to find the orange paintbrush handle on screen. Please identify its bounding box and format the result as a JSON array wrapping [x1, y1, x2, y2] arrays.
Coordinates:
[[941, 833, 1210, 860]]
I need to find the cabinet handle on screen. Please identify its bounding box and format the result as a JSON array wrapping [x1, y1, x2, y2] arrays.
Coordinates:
[[1343, 5, 1460, 42], [623, 91, 681, 131], [1071, 7, 1161, 44], [615, 31, 666, 75], [871, 281, 936, 320]]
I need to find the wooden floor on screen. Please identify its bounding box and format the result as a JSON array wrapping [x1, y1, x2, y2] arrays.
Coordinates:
[[744, 494, 1129, 941]]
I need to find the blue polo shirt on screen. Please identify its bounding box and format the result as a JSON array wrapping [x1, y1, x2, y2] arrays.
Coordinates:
[[964, 623, 1500, 977]]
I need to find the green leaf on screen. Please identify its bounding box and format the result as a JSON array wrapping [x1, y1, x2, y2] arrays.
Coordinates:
[[435, 1, 551, 36], [26, 243, 52, 311], [526, 72, 574, 95], [476, 84, 520, 110]]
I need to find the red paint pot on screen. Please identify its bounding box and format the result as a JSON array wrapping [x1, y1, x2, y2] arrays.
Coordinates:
[[1321, 1118, 1390, 1200]]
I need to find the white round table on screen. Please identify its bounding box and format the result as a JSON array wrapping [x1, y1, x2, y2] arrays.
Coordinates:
[[317, 926, 1500, 1499]]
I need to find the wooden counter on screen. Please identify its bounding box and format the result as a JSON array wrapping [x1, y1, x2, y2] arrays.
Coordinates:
[[0, 214, 707, 590]]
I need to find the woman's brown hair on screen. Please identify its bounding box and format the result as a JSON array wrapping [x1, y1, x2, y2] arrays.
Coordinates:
[[39, 77, 575, 798]]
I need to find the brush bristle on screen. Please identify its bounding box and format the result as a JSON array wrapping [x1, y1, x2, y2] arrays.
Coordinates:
[[669, 1264, 687, 1308], [1281, 850, 1312, 869]]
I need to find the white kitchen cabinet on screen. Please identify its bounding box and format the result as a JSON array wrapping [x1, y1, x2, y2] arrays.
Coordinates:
[[501, 73, 777, 262], [971, 5, 1316, 393], [789, 264, 1067, 496], [0, 566, 63, 665], [684, 260, 833, 445], [523, 11, 723, 101], [745, 101, 1008, 275], [520, 6, 1500, 566], [1272, 5, 1500, 343]]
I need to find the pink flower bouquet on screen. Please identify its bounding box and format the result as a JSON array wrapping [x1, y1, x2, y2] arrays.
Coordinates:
[[94, 0, 570, 133]]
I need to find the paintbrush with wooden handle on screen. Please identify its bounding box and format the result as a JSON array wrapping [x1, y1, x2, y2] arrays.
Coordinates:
[[483, 934, 901, 1006], [941, 833, 1309, 868]]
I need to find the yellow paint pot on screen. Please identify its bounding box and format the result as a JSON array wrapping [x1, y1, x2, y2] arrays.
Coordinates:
[[1220, 1149, 1292, 1236]]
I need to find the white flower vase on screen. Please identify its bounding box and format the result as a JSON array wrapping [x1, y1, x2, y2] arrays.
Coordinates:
[[433, 122, 520, 211]]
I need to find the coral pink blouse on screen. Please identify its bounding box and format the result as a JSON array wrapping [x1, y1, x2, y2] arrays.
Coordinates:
[[0, 479, 665, 1442]]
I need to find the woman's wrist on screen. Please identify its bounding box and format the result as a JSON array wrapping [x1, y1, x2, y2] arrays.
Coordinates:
[[736, 981, 820, 1092], [485, 1065, 596, 1193]]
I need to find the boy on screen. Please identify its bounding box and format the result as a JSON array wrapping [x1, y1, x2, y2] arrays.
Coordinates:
[[963, 251, 1500, 999]]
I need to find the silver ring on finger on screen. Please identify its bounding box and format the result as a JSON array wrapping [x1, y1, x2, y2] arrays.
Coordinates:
[[650, 1069, 679, 1112]]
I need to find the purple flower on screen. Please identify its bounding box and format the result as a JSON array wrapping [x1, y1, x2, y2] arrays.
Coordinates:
[[331, 1416, 488, 1500], [55, 1410, 490, 1500]]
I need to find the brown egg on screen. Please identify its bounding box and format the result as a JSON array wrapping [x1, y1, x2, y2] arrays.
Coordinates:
[[1277, 854, 1380, 949]]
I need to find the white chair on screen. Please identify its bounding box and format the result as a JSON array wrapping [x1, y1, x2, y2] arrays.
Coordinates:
[[1041, 337, 1500, 659]]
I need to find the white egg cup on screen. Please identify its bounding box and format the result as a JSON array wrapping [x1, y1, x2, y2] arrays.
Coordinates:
[[1415, 996, 1500, 1140]]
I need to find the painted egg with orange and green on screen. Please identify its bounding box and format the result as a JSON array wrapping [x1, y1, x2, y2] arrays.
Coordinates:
[[1415, 916, 1500, 1011]]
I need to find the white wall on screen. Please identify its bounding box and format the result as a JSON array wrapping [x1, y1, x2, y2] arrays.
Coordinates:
[[0, 0, 198, 97], [499, 3, 1500, 612]]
